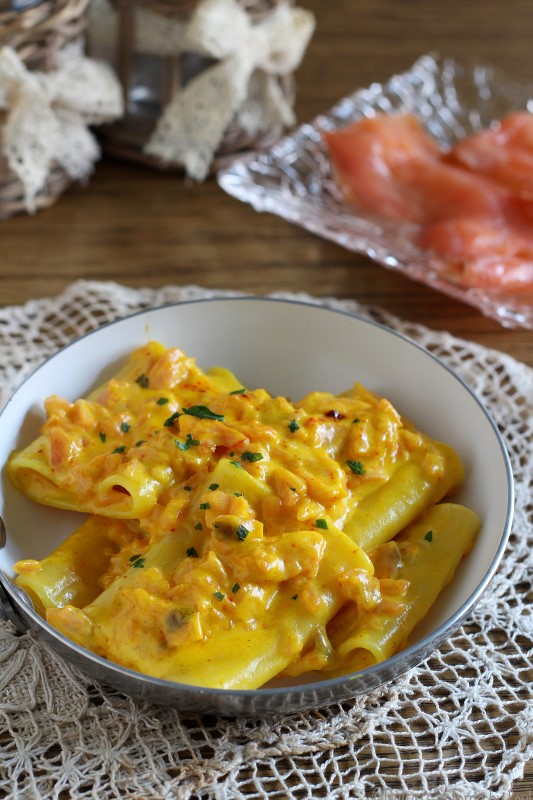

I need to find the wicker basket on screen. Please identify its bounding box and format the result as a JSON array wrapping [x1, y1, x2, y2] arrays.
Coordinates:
[[0, 0, 91, 218], [91, 0, 295, 172]]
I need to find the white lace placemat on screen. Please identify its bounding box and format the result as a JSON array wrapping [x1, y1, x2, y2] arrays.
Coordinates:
[[0, 280, 531, 800]]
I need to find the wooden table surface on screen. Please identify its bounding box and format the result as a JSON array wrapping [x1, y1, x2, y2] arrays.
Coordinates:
[[1, 0, 531, 796]]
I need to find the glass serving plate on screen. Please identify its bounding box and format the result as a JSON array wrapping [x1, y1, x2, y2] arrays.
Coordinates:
[[217, 53, 533, 329]]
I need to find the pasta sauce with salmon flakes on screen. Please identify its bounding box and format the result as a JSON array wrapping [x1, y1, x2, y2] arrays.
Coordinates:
[[9, 343, 479, 689]]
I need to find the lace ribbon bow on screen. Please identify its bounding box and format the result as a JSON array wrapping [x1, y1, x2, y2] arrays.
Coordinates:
[[0, 46, 123, 210], [144, 0, 315, 179]]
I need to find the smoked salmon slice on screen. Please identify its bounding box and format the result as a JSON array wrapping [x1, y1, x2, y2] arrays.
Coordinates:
[[324, 114, 505, 225], [447, 112, 533, 200], [323, 115, 440, 223], [420, 218, 533, 291], [323, 111, 533, 291]]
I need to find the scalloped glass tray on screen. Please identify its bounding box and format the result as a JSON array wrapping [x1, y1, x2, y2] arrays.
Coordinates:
[[217, 53, 533, 329]]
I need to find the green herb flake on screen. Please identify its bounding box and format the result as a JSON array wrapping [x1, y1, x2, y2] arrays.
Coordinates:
[[194, 522, 203, 531], [186, 547, 200, 558], [209, 483, 219, 491], [288, 419, 299, 433], [316, 518, 328, 530], [135, 439, 146, 447], [241, 451, 263, 463], [229, 388, 246, 395], [112, 445, 126, 454], [291, 594, 298, 600], [289, 487, 297, 493], [135, 373, 149, 389], [347, 460, 366, 475], [233, 492, 244, 497], [156, 397, 169, 405], [120, 421, 131, 433], [132, 557, 145, 569], [232, 583, 241, 594], [183, 405, 224, 421], [183, 485, 192, 492], [200, 502, 211, 510], [352, 418, 361, 424], [128, 554, 142, 562], [164, 411, 182, 428], [98, 431, 106, 443], [236, 524, 249, 541], [213, 591, 225, 601], [424, 530, 433, 543], [230, 460, 244, 469], [229, 451, 235, 457], [176, 433, 201, 451]]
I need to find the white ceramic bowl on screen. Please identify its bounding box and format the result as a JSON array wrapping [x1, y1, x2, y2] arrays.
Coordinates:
[[0, 298, 513, 715]]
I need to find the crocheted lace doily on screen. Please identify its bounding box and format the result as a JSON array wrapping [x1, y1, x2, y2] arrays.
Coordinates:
[[0, 281, 531, 800]]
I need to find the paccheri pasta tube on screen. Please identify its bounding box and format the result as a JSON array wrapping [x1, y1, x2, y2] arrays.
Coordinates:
[[9, 343, 479, 689]]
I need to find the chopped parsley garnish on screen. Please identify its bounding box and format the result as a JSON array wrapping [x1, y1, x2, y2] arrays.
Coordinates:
[[183, 485, 192, 492], [347, 460, 366, 475], [163, 411, 181, 427], [353, 418, 361, 424], [186, 547, 199, 558], [135, 373, 149, 388], [316, 519, 328, 530], [229, 451, 235, 457], [289, 487, 297, 492], [112, 445, 126, 454], [288, 419, 299, 433], [233, 491, 244, 497], [236, 524, 249, 541], [232, 583, 241, 594], [132, 557, 145, 569], [200, 502, 211, 510], [156, 397, 169, 405], [99, 432, 106, 443], [120, 421, 130, 433], [213, 591, 225, 601], [182, 405, 224, 421], [291, 594, 298, 600], [424, 530, 433, 542], [135, 440, 146, 447], [230, 460, 244, 469], [229, 387, 246, 395], [175, 433, 200, 451], [194, 522, 203, 531], [209, 483, 219, 491], [128, 554, 141, 562], [241, 451, 263, 463]]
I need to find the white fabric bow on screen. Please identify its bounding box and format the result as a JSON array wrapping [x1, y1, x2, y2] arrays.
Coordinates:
[[143, 0, 315, 179], [0, 45, 123, 211]]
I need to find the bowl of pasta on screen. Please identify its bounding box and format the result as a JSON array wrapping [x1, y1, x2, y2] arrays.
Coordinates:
[[0, 297, 513, 715]]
